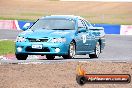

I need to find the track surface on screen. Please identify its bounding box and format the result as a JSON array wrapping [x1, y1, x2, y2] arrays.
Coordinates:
[[0, 29, 132, 63], [0, 29, 21, 40]]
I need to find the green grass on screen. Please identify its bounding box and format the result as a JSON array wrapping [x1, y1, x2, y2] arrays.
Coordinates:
[[0, 40, 15, 55]]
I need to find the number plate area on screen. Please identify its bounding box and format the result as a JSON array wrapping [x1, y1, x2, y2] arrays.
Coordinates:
[[32, 44, 42, 49]]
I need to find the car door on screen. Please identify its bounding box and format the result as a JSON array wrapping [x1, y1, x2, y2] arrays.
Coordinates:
[[75, 19, 91, 54], [84, 20, 96, 51], [81, 20, 94, 51]]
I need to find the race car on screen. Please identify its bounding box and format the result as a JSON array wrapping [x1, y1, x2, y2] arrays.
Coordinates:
[[15, 15, 105, 60]]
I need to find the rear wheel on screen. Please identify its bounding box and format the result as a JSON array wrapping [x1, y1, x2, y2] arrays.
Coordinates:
[[89, 42, 101, 58], [46, 55, 55, 60], [62, 42, 76, 59], [16, 54, 28, 60]]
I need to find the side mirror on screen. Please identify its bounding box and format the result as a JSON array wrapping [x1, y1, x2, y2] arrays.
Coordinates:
[[78, 28, 86, 33], [22, 23, 31, 31]]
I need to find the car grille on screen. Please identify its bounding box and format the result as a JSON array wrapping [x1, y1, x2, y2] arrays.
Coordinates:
[[25, 46, 50, 52], [27, 38, 48, 42]]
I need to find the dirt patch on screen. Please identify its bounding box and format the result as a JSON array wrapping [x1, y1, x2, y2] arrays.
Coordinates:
[[0, 0, 132, 24], [0, 61, 132, 88]]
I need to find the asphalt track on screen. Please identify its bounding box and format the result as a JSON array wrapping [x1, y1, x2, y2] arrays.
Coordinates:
[[0, 29, 132, 64], [0, 29, 21, 40]]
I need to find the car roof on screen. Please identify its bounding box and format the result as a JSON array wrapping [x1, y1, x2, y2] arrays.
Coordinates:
[[40, 15, 84, 20]]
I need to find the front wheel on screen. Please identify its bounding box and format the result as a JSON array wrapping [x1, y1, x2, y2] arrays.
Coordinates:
[[62, 42, 76, 59], [89, 42, 101, 58], [16, 54, 28, 60], [46, 55, 55, 60]]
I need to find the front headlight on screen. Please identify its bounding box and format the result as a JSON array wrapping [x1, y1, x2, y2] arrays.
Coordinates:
[[51, 38, 66, 43], [16, 36, 26, 42]]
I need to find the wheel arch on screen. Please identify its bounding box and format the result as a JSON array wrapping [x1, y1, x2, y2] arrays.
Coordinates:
[[98, 39, 102, 46], [71, 39, 76, 44], [98, 39, 102, 53], [71, 39, 76, 49]]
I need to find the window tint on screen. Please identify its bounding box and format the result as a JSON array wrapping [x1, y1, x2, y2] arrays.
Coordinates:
[[85, 20, 93, 28], [30, 19, 75, 30], [81, 20, 87, 29], [78, 19, 85, 28]]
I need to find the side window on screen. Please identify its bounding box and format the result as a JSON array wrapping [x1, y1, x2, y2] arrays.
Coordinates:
[[78, 19, 85, 28], [81, 20, 88, 29], [85, 20, 93, 28]]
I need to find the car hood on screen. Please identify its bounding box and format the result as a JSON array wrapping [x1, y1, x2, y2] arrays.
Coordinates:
[[19, 29, 76, 38]]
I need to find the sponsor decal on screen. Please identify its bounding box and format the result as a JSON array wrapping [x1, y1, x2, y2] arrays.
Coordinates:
[[76, 65, 131, 85], [120, 25, 132, 35], [82, 35, 87, 43], [52, 31, 70, 35]]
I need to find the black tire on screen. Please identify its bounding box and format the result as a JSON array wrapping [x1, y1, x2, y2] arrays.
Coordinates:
[[16, 54, 28, 60], [76, 75, 87, 85], [62, 42, 76, 59], [46, 55, 55, 60], [89, 42, 101, 58]]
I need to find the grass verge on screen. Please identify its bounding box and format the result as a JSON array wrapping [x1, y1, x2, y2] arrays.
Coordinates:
[[0, 40, 15, 55]]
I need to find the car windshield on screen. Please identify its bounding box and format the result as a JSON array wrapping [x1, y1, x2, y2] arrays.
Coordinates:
[[29, 18, 75, 30]]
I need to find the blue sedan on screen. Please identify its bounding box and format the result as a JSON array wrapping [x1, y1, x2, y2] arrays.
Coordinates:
[[15, 15, 105, 60]]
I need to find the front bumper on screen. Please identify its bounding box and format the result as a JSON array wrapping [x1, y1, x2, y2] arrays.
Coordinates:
[[15, 42, 69, 55]]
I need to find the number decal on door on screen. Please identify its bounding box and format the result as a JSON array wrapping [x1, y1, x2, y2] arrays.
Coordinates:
[[82, 35, 87, 43]]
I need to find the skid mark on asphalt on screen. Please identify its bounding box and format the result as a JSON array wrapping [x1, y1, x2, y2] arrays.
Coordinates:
[[0, 54, 46, 60], [0, 54, 94, 64], [1, 59, 131, 65], [0, 54, 16, 60]]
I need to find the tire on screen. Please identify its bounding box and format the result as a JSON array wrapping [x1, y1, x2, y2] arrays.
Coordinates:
[[62, 42, 76, 59], [76, 75, 87, 85], [89, 42, 101, 58], [16, 54, 28, 60], [46, 55, 55, 60]]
